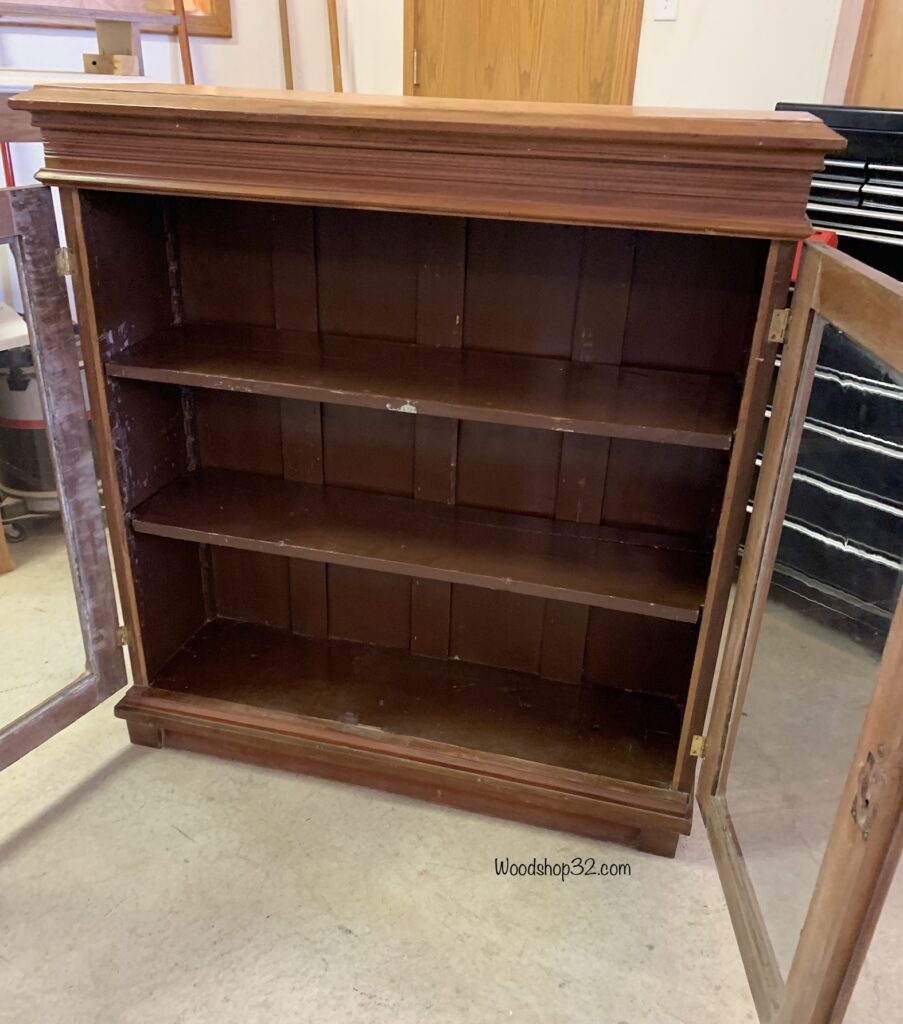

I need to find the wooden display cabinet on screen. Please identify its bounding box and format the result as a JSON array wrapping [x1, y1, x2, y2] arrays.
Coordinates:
[[10, 85, 843, 860], [5, 86, 903, 1024]]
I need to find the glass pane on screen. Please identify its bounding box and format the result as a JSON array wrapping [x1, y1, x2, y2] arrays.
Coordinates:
[[0, 244, 89, 724], [726, 322, 903, 978]]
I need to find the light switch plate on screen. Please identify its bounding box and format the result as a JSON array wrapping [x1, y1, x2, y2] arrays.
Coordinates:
[[654, 0, 679, 21]]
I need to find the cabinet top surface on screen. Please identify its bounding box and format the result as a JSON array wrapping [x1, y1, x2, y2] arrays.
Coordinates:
[[14, 84, 845, 239], [14, 82, 842, 148]]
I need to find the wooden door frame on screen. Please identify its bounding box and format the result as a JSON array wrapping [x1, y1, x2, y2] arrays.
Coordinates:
[[403, 0, 643, 103], [699, 243, 903, 1023], [0, 185, 126, 771], [823, 0, 875, 105]]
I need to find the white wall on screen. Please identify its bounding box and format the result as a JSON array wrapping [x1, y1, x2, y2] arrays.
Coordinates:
[[0, 0, 402, 95], [633, 0, 843, 109], [0, 0, 849, 189], [0, 0, 845, 113]]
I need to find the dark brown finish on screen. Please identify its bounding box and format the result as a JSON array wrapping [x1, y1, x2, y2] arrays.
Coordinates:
[[118, 617, 684, 789], [0, 186, 126, 770], [130, 467, 709, 623], [22, 87, 838, 861], [105, 324, 742, 450], [671, 240, 796, 790]]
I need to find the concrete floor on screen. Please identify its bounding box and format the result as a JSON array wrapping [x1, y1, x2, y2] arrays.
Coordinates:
[[0, 522, 897, 1023]]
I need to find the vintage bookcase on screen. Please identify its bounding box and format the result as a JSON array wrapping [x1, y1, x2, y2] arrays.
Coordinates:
[[10, 85, 844, 861], [5, 87, 903, 1024]]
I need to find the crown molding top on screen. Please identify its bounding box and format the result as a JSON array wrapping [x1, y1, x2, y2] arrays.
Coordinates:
[[12, 83, 846, 238]]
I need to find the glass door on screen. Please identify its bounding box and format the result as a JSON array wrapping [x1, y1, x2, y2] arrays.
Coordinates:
[[701, 242, 903, 1024], [0, 185, 126, 770]]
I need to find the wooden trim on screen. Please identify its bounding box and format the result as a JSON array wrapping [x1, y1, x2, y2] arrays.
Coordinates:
[[0, 525, 11, 573], [823, 0, 872, 104], [402, 0, 414, 95], [829, 811, 903, 1022], [700, 793, 783, 1023], [278, 0, 293, 91], [698, 248, 824, 801], [115, 684, 692, 842], [12, 84, 843, 240], [614, 0, 644, 106], [843, 0, 878, 104], [0, 0, 233, 38], [58, 186, 149, 686], [814, 245, 903, 376], [326, 0, 342, 93], [172, 0, 194, 85], [672, 240, 795, 791], [777, 591, 903, 1024], [0, 185, 127, 771], [0, 2, 178, 25]]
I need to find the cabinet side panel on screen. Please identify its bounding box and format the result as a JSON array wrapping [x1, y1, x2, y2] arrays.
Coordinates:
[[70, 190, 205, 683], [79, 190, 173, 359], [131, 533, 207, 679]]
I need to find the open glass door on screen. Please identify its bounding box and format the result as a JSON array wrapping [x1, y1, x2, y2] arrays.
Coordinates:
[[700, 242, 903, 1024], [0, 185, 126, 770]]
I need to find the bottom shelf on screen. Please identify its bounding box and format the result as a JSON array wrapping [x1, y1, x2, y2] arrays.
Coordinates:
[[142, 618, 682, 789]]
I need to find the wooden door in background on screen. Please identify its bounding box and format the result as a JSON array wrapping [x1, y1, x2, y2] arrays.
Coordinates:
[[846, 0, 903, 107], [403, 0, 644, 104]]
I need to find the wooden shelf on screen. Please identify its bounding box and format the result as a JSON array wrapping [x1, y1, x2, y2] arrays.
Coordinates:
[[107, 324, 741, 450], [135, 618, 684, 788], [131, 468, 708, 623]]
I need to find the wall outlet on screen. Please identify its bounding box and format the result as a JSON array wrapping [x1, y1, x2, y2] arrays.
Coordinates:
[[654, 0, 679, 21]]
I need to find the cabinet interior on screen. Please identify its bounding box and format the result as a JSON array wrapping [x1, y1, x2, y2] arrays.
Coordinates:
[[82, 190, 768, 792]]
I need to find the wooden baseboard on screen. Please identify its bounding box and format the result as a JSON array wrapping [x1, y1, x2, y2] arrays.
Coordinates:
[[116, 685, 690, 856]]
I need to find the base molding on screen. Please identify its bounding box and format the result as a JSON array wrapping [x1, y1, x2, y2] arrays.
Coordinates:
[[116, 686, 691, 857]]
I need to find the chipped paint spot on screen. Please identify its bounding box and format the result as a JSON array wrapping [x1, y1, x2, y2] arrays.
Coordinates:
[[387, 401, 418, 414]]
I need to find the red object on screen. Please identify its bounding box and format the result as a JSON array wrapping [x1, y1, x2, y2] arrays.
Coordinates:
[[792, 229, 838, 282], [1, 142, 14, 187]]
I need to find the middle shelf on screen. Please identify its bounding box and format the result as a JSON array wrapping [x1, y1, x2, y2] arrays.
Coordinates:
[[106, 324, 741, 450], [131, 468, 709, 623]]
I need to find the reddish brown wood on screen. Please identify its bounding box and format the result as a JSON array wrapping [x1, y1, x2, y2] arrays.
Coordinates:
[[130, 467, 709, 622], [106, 325, 741, 450], [636, 828, 680, 858], [117, 618, 685, 791], [27, 92, 838, 854], [12, 84, 843, 238]]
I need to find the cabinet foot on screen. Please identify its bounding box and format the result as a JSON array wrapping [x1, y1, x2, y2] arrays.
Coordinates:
[[636, 828, 679, 858], [127, 719, 163, 748]]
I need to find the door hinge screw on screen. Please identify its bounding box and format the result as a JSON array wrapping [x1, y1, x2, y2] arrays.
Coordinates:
[[115, 625, 131, 647], [690, 734, 707, 757]]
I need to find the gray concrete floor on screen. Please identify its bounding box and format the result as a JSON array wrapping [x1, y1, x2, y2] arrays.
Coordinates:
[[0, 523, 897, 1023]]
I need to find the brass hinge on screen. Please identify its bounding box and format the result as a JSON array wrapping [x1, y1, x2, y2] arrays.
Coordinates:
[[690, 734, 707, 758], [55, 246, 75, 276], [115, 625, 132, 647], [768, 307, 791, 343], [412, 48, 421, 87]]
